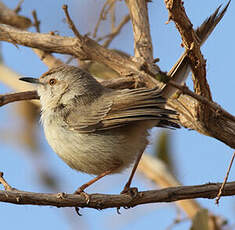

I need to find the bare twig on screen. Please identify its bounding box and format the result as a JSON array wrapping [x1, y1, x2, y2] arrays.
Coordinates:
[[14, 0, 24, 13], [93, 0, 110, 38], [110, 1, 116, 31], [0, 179, 235, 209], [0, 25, 138, 76], [215, 152, 235, 204], [62, 4, 83, 41], [32, 10, 40, 33], [93, 0, 116, 38]]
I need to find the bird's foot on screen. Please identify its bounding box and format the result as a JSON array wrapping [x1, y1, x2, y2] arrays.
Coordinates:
[[120, 186, 139, 198], [74, 187, 91, 204], [73, 188, 91, 216]]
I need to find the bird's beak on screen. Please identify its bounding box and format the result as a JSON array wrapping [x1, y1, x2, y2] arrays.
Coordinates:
[[19, 77, 41, 84]]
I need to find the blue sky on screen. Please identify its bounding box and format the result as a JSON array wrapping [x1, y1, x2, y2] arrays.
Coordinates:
[[0, 0, 235, 230]]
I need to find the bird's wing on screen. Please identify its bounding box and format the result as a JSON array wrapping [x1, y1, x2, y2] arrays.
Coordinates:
[[65, 87, 179, 133]]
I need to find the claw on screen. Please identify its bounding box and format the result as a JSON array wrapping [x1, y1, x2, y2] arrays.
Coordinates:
[[116, 207, 121, 214], [73, 188, 91, 216], [74, 207, 82, 216]]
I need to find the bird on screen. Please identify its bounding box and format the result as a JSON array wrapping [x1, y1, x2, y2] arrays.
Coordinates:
[[20, 65, 178, 194], [19, 1, 230, 194]]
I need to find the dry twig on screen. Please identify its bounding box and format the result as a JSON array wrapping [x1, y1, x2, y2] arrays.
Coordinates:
[[216, 152, 235, 204], [62, 4, 83, 41], [14, 0, 24, 13], [93, 0, 116, 38]]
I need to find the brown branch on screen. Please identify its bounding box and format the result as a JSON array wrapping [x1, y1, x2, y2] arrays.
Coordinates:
[[1, 180, 235, 209], [164, 0, 211, 100], [0, 1, 62, 69], [110, 1, 116, 32], [14, 0, 24, 13], [164, 0, 214, 134], [62, 5, 83, 41], [125, 0, 154, 63], [32, 10, 41, 33], [0, 91, 39, 107], [0, 24, 142, 77]]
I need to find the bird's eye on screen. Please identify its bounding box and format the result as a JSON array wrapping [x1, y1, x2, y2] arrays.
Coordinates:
[[49, 78, 57, 86]]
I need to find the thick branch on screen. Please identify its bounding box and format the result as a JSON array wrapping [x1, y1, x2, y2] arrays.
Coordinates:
[[125, 0, 154, 62], [0, 24, 139, 77], [0, 182, 235, 209]]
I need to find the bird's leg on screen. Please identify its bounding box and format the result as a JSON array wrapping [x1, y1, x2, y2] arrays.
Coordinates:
[[121, 147, 145, 195], [75, 169, 113, 194], [74, 169, 113, 204]]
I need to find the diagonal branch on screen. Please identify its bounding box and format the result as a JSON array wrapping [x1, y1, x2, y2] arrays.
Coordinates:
[[164, 0, 211, 100], [164, 0, 213, 132]]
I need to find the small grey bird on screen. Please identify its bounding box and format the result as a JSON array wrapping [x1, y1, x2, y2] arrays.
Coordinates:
[[20, 65, 178, 193], [19, 1, 230, 193]]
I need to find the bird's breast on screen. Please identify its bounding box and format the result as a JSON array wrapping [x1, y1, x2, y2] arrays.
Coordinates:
[[42, 110, 153, 175]]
